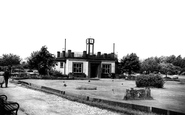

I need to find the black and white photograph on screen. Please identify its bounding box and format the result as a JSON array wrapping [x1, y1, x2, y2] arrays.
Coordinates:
[[0, 0, 185, 115]]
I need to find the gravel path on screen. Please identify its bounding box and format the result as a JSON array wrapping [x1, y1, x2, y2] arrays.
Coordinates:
[[0, 82, 123, 115]]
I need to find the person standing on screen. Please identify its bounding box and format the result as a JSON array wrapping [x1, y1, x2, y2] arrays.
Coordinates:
[[3, 68, 11, 88]]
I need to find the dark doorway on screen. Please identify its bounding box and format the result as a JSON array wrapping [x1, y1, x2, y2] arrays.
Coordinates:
[[90, 63, 99, 78]]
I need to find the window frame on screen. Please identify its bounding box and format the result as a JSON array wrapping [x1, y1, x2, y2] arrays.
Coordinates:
[[73, 62, 83, 73], [60, 62, 63, 68], [102, 64, 111, 74]]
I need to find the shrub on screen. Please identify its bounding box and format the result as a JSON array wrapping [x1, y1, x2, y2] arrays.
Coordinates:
[[68, 72, 74, 79], [116, 74, 126, 79], [50, 70, 63, 77], [68, 72, 86, 79], [125, 75, 136, 80], [76, 85, 97, 90], [136, 74, 164, 88]]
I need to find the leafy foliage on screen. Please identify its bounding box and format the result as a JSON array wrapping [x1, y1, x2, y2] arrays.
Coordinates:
[[138, 55, 185, 76], [140, 57, 161, 74], [0, 53, 21, 67], [27, 51, 39, 69], [120, 53, 140, 75], [136, 74, 164, 88], [27, 46, 56, 75], [165, 55, 176, 63], [50, 70, 63, 77]]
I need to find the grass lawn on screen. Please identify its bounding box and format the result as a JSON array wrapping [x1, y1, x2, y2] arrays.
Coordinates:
[[22, 75, 185, 113]]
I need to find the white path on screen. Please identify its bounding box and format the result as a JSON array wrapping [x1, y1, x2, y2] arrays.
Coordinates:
[[0, 82, 122, 115]]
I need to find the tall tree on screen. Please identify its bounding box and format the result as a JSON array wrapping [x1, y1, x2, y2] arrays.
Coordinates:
[[0, 53, 21, 67], [140, 57, 161, 74], [27, 46, 56, 75], [173, 55, 183, 68], [120, 53, 140, 75], [159, 63, 180, 77], [27, 51, 39, 69], [166, 55, 176, 63]]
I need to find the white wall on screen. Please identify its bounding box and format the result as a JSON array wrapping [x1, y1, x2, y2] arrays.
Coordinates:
[[66, 59, 71, 74], [83, 61, 88, 76], [66, 59, 88, 76], [54, 62, 65, 74], [55, 59, 115, 76]]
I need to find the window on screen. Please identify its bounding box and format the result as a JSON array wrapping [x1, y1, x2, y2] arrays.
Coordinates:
[[90, 39, 94, 43], [102, 64, 111, 74], [73, 63, 83, 73], [60, 62, 63, 68]]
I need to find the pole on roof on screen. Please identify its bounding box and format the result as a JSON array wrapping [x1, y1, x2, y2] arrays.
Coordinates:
[[64, 38, 66, 52], [64, 38, 66, 75], [113, 43, 115, 58]]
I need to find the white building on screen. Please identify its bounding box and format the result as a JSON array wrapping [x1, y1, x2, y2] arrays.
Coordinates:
[[54, 38, 117, 78]]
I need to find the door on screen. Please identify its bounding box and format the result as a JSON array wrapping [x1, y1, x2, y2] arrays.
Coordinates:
[[90, 63, 99, 78], [89, 61, 102, 78]]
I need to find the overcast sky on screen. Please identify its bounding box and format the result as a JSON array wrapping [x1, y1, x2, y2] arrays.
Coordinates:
[[0, 0, 185, 61]]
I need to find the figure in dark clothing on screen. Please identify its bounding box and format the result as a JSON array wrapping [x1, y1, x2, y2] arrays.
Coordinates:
[[3, 69, 11, 88]]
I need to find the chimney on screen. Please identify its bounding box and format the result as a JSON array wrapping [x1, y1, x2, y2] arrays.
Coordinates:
[[57, 51, 60, 58], [83, 51, 87, 58], [71, 52, 74, 57], [103, 53, 107, 58], [62, 51, 66, 57], [97, 52, 101, 58], [108, 54, 111, 58], [68, 50, 71, 57], [113, 43, 115, 54]]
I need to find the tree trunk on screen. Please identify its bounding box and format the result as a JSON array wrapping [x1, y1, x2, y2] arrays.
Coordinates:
[[165, 71, 167, 77], [47, 68, 49, 76]]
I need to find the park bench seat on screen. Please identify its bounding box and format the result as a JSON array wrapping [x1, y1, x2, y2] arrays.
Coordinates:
[[0, 95, 19, 115]]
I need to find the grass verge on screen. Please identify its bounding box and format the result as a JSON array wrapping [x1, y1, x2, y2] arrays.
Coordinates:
[[12, 81, 160, 115]]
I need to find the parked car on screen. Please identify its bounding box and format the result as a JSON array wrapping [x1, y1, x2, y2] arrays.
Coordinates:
[[11, 69, 27, 77], [26, 69, 39, 76]]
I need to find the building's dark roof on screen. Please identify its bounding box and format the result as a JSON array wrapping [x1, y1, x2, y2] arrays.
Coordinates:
[[55, 56, 117, 62], [56, 50, 117, 62]]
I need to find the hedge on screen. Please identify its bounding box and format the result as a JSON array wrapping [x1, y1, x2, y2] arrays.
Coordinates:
[[136, 74, 164, 88]]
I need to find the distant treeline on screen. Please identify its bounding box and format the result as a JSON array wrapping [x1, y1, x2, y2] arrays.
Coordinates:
[[117, 53, 185, 76]]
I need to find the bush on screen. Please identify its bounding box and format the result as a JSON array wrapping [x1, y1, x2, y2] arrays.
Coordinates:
[[40, 75, 56, 79], [125, 75, 136, 80], [50, 70, 63, 77], [136, 74, 164, 88], [116, 74, 126, 79], [68, 72, 86, 79], [76, 85, 97, 90]]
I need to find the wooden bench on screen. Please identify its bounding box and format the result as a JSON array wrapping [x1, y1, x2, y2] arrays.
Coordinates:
[[0, 95, 19, 115]]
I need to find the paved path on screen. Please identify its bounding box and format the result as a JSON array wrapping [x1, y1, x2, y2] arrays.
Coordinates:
[[0, 82, 122, 115]]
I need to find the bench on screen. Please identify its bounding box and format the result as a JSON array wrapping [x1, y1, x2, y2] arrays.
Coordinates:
[[0, 95, 19, 115]]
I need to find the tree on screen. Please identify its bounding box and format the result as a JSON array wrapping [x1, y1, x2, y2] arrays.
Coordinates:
[[21, 61, 29, 69], [140, 57, 161, 74], [173, 55, 183, 68], [27, 51, 39, 69], [120, 53, 140, 75], [0, 53, 21, 67], [166, 55, 176, 63], [27, 46, 56, 75], [160, 63, 180, 77], [115, 59, 122, 74]]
